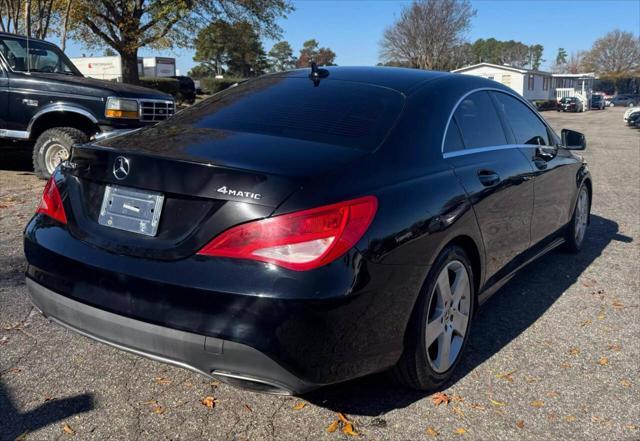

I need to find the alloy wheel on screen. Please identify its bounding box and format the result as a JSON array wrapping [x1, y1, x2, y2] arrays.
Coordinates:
[[44, 143, 69, 175], [574, 187, 589, 245], [425, 260, 471, 373]]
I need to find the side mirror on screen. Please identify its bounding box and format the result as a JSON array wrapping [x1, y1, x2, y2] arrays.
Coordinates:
[[561, 129, 586, 150]]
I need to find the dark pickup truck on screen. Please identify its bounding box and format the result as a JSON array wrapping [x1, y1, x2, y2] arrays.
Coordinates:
[[0, 32, 175, 178]]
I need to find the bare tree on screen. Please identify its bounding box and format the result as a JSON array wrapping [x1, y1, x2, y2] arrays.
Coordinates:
[[583, 29, 640, 77], [379, 0, 475, 71], [565, 50, 586, 74]]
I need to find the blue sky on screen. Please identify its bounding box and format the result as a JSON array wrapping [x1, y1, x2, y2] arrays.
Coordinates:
[[55, 0, 640, 74]]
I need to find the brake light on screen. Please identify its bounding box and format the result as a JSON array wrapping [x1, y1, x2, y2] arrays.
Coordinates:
[[36, 177, 67, 224], [198, 196, 377, 271]]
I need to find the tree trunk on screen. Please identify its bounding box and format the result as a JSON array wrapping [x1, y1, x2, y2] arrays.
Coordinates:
[[120, 49, 140, 84], [23, 0, 31, 37], [60, 0, 73, 52]]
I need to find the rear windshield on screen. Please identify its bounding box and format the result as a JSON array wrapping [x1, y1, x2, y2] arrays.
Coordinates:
[[174, 76, 404, 151]]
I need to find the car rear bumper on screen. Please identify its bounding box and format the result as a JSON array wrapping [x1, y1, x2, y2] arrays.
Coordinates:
[[24, 219, 428, 392], [27, 277, 316, 394]]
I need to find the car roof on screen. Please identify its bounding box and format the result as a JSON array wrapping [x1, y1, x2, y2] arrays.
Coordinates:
[[278, 66, 452, 94], [0, 32, 50, 45]]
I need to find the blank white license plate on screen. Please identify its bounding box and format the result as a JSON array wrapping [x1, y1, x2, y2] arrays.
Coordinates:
[[98, 185, 164, 236]]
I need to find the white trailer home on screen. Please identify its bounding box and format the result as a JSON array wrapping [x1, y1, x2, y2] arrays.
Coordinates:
[[452, 63, 596, 109], [69, 56, 144, 81], [70, 56, 175, 81]]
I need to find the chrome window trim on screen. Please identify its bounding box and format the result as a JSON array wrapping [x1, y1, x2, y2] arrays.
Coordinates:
[[443, 144, 520, 159], [441, 86, 555, 157]]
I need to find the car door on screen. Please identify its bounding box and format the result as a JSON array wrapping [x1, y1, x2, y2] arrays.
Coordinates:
[[490, 91, 578, 246], [443, 90, 535, 284]]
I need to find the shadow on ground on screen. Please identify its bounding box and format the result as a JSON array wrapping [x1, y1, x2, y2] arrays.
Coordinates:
[[304, 214, 632, 416], [0, 145, 33, 173], [0, 381, 94, 439]]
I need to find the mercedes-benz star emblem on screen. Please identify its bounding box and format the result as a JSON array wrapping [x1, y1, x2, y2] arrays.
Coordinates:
[[113, 156, 130, 180]]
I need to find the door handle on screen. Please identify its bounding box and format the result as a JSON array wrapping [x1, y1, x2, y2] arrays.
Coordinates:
[[477, 169, 500, 187]]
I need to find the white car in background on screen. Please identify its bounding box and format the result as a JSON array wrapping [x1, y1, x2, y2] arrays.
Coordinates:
[[623, 107, 640, 122]]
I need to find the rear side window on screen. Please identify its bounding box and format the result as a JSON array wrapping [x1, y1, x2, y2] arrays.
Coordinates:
[[453, 91, 507, 149], [492, 92, 549, 146], [443, 117, 465, 152], [179, 77, 404, 151]]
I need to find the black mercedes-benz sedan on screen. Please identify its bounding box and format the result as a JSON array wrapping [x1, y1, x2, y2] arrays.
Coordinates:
[[24, 66, 591, 395]]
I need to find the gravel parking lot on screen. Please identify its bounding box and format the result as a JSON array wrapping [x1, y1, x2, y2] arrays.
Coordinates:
[[1, 107, 639, 441]]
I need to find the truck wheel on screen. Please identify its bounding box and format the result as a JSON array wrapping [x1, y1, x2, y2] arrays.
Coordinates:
[[33, 127, 88, 179]]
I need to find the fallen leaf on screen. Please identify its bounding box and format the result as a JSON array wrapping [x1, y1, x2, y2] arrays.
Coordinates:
[[0, 336, 8, 346], [620, 379, 631, 388], [454, 427, 466, 435], [546, 391, 560, 398], [201, 396, 217, 409], [580, 319, 592, 327], [142, 399, 157, 405], [598, 357, 609, 366], [496, 369, 517, 382], [432, 392, 450, 406], [516, 420, 524, 429], [62, 423, 76, 435], [547, 412, 557, 421], [8, 367, 21, 374], [243, 404, 252, 412], [154, 377, 171, 385], [568, 347, 580, 356], [210, 380, 220, 388], [612, 299, 624, 309], [342, 422, 358, 436], [337, 412, 351, 424], [292, 402, 306, 410], [326, 420, 340, 433], [469, 403, 486, 410], [608, 344, 621, 352], [581, 278, 597, 288], [152, 405, 165, 414], [451, 395, 464, 402], [625, 424, 638, 431], [489, 399, 506, 407], [565, 415, 577, 422], [43, 395, 55, 402], [451, 405, 465, 417], [560, 362, 572, 369], [530, 400, 544, 408], [597, 306, 606, 320], [426, 426, 439, 437]]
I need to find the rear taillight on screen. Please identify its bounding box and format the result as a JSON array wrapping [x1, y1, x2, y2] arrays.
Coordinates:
[[198, 196, 378, 271], [36, 177, 67, 224]]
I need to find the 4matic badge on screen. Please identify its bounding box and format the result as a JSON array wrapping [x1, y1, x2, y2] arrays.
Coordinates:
[[217, 186, 262, 200]]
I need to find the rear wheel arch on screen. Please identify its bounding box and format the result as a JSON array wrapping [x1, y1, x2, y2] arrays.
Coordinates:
[[446, 235, 482, 303]]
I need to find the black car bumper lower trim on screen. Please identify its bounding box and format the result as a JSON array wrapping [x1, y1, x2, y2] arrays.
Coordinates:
[[26, 278, 317, 395]]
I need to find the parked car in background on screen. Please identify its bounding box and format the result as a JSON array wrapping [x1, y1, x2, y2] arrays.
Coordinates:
[[558, 97, 583, 113], [25, 67, 592, 395], [170, 75, 196, 105], [627, 111, 640, 128], [590, 94, 606, 110], [0, 32, 175, 179], [623, 107, 639, 121], [624, 107, 640, 127], [609, 94, 640, 107]]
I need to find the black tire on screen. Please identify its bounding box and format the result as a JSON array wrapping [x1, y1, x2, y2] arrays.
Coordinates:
[[391, 245, 475, 391], [564, 184, 590, 253], [33, 127, 88, 180]]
